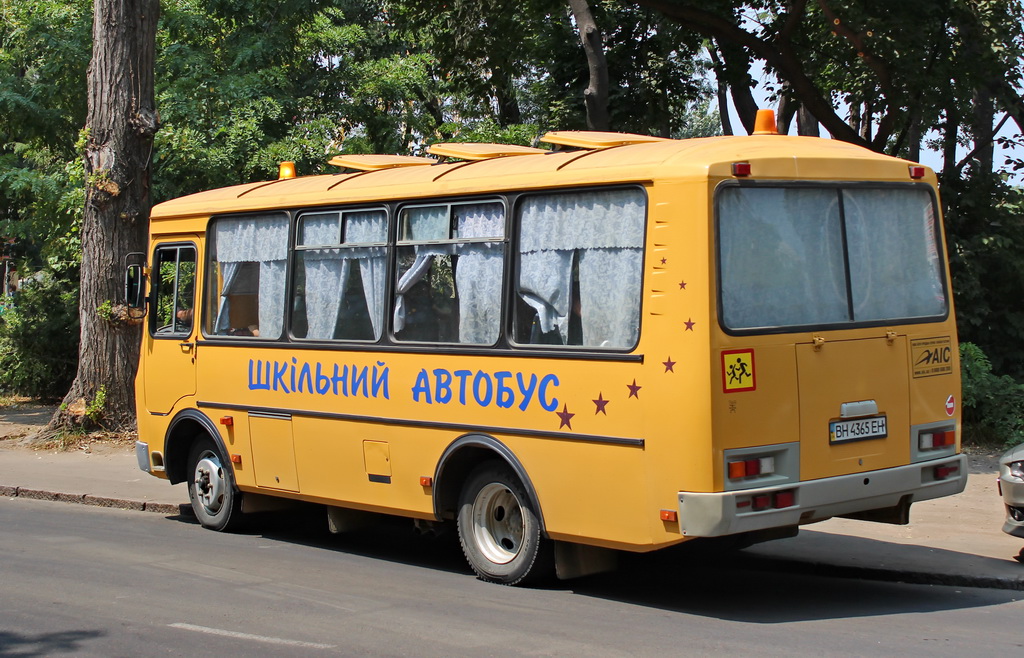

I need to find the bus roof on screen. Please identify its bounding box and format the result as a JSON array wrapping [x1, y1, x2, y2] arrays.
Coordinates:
[[150, 134, 927, 220]]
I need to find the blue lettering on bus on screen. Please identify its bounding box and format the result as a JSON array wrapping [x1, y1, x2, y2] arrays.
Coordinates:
[[410, 368, 559, 412], [248, 359, 390, 399]]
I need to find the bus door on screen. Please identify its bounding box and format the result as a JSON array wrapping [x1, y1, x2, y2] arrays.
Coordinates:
[[143, 241, 199, 414], [796, 334, 910, 480]]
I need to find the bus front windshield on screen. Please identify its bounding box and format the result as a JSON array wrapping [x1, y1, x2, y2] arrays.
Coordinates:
[[717, 184, 947, 333]]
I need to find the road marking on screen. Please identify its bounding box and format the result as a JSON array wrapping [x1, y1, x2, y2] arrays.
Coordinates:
[[169, 623, 334, 650]]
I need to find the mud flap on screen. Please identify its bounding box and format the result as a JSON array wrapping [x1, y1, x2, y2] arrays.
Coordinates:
[[553, 541, 618, 580]]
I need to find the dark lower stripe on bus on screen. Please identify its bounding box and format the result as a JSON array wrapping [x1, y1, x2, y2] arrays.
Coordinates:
[[195, 401, 645, 448]]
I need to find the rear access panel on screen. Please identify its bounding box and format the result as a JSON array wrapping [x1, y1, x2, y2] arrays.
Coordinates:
[[797, 336, 911, 480]]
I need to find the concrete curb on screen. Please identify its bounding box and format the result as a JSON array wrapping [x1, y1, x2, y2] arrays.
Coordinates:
[[2, 484, 193, 517]]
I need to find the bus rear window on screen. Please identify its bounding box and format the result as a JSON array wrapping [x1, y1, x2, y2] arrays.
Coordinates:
[[717, 185, 947, 332]]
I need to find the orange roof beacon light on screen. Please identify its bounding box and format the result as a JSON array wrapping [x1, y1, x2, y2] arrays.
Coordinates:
[[752, 109, 779, 135], [278, 161, 297, 180]]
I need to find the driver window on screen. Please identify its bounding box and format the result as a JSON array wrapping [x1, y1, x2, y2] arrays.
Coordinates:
[[152, 245, 196, 336]]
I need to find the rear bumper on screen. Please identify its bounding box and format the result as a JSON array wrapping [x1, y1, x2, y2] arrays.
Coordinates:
[[676, 454, 967, 537]]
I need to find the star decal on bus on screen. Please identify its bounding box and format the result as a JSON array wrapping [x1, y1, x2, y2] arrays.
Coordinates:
[[684, 318, 696, 331], [593, 393, 609, 415], [678, 280, 687, 290], [556, 404, 575, 430], [663, 356, 676, 372], [627, 379, 642, 398]]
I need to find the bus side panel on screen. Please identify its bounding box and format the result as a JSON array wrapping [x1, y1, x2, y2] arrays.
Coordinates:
[[638, 181, 716, 522]]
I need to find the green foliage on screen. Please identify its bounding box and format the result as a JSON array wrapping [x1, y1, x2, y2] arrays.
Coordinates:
[[96, 300, 114, 322], [0, 0, 90, 268], [85, 386, 106, 424], [960, 342, 1024, 449], [0, 269, 80, 400], [945, 174, 1024, 379]]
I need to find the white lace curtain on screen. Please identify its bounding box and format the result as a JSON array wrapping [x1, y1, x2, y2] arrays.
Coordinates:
[[299, 210, 387, 340], [394, 203, 504, 344], [213, 214, 289, 337], [518, 189, 645, 347]]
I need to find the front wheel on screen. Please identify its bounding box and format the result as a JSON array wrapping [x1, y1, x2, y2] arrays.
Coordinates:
[[187, 437, 243, 531], [457, 461, 552, 585]]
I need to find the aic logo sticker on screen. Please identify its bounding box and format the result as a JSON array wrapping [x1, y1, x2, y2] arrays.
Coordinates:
[[911, 337, 953, 378]]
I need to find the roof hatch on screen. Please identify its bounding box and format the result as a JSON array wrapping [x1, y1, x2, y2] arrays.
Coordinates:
[[327, 154, 435, 171], [426, 142, 547, 161]]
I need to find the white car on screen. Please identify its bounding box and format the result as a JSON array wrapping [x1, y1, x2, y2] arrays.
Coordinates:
[[997, 443, 1024, 562]]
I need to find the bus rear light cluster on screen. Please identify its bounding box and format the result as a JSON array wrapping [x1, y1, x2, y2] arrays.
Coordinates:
[[736, 489, 795, 512], [728, 456, 776, 480], [920, 430, 955, 450]]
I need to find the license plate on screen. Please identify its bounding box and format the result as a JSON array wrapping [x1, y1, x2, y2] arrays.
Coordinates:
[[830, 415, 887, 443]]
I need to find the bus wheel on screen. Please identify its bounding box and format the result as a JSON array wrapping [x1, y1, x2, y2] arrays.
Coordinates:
[[187, 437, 242, 531], [457, 461, 551, 585]]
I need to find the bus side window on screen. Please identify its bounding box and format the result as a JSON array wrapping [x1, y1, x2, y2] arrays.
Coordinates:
[[292, 208, 388, 342], [514, 188, 644, 350], [393, 202, 504, 345], [206, 214, 289, 339]]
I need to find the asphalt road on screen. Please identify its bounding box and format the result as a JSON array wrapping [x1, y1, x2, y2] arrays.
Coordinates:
[[2, 496, 1022, 657]]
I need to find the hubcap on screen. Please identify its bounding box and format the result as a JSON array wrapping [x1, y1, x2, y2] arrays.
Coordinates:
[[193, 452, 225, 515], [471, 482, 525, 564]]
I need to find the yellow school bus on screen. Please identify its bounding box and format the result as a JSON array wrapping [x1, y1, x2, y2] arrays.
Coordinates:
[[130, 111, 967, 584]]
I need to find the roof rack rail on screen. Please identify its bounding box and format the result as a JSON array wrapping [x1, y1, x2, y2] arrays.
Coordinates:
[[427, 143, 547, 161], [539, 131, 667, 150], [327, 154, 435, 171]]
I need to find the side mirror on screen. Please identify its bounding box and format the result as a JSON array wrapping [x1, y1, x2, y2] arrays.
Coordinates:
[[124, 252, 147, 312], [125, 264, 145, 309]]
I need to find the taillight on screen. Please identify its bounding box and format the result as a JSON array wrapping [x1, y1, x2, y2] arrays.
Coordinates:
[[728, 456, 775, 480], [737, 488, 797, 513], [934, 463, 959, 480], [920, 429, 955, 450]]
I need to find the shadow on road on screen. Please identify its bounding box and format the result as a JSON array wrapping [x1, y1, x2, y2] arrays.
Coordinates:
[[166, 503, 1022, 624], [0, 629, 105, 657]]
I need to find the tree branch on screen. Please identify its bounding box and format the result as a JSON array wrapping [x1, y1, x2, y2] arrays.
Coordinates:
[[634, 0, 873, 149]]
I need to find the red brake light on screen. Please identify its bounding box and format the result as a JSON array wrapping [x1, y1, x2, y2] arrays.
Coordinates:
[[774, 490, 795, 508], [732, 162, 751, 177], [909, 165, 925, 179]]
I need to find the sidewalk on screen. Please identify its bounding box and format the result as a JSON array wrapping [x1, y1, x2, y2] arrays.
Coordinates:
[[1, 410, 1022, 589]]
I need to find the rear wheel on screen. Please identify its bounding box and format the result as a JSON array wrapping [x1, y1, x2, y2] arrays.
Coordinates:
[[187, 437, 243, 531], [457, 461, 552, 585]]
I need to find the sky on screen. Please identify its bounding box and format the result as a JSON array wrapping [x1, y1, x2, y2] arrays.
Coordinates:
[[716, 66, 1022, 184]]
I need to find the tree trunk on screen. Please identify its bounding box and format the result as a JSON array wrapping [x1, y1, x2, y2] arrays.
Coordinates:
[[715, 42, 759, 134], [48, 0, 158, 434], [706, 45, 734, 136], [567, 0, 610, 131], [490, 65, 522, 127], [776, 91, 797, 135], [970, 88, 995, 175], [797, 105, 820, 136]]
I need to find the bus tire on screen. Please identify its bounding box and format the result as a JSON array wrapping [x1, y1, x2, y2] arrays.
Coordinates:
[[187, 437, 243, 532], [457, 461, 552, 585]]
